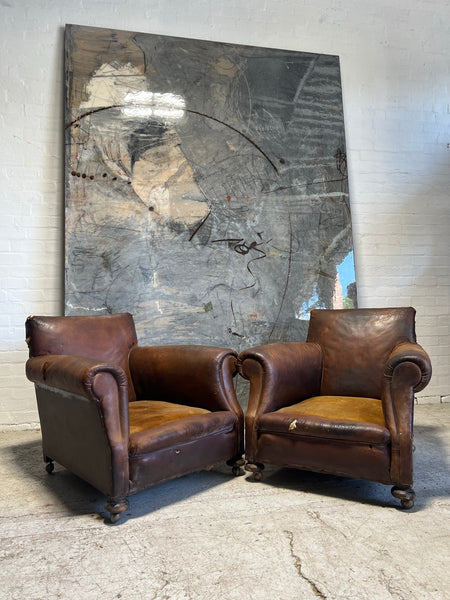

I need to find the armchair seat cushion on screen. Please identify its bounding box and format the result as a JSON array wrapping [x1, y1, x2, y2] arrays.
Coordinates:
[[129, 400, 210, 434], [259, 396, 390, 445], [129, 404, 237, 456]]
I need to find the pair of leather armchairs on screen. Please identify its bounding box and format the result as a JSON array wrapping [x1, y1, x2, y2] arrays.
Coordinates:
[[25, 308, 431, 522]]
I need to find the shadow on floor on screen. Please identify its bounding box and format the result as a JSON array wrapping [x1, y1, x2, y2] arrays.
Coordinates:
[[6, 436, 240, 524], [242, 423, 450, 510], [6, 419, 448, 522]]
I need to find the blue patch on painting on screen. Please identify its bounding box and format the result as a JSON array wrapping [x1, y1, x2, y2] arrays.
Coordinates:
[[337, 251, 355, 294]]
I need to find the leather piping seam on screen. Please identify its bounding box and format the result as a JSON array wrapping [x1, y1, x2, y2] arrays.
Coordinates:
[[257, 428, 390, 446]]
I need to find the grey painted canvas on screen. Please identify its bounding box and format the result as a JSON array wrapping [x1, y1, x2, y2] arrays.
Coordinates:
[[65, 24, 357, 350]]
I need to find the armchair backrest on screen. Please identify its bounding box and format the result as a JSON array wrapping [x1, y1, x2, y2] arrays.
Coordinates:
[[306, 308, 416, 399], [26, 312, 138, 401]]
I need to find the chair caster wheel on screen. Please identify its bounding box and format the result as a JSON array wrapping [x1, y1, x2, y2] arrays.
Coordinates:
[[391, 486, 415, 509], [105, 499, 129, 524], [245, 462, 264, 481], [45, 461, 54, 474], [228, 457, 245, 477]]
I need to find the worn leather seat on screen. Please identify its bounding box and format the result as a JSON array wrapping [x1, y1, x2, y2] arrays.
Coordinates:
[[238, 308, 432, 508], [25, 313, 244, 522]]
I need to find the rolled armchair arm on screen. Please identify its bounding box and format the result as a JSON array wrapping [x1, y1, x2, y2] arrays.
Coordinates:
[[383, 341, 432, 439], [385, 342, 432, 393], [26, 354, 130, 497], [382, 342, 432, 486], [26, 353, 130, 440], [238, 342, 323, 415], [238, 342, 322, 464], [26, 354, 129, 398], [129, 345, 242, 416]]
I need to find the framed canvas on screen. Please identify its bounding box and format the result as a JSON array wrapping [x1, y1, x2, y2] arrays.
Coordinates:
[[65, 24, 357, 350]]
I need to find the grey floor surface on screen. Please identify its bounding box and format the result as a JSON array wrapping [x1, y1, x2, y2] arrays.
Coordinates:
[[1, 404, 449, 600]]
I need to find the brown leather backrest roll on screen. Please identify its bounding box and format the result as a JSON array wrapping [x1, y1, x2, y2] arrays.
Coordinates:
[[26, 313, 138, 401], [307, 308, 416, 399]]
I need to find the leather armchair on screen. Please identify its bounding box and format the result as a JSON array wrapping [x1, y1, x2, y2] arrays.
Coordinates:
[[25, 313, 244, 522], [238, 308, 432, 508]]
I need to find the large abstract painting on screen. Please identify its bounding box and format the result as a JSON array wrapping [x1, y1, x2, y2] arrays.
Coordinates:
[[65, 24, 357, 351]]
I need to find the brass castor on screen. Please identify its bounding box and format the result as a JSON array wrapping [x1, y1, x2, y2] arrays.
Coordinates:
[[227, 457, 245, 477], [245, 462, 264, 482], [45, 460, 54, 474], [104, 499, 129, 524], [391, 486, 416, 509]]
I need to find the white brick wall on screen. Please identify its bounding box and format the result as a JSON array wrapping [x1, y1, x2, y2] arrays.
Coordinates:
[[1, 0, 448, 427]]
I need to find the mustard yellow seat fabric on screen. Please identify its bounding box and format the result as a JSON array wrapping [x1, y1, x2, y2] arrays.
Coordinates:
[[260, 396, 390, 445], [128, 400, 237, 456], [277, 396, 386, 426], [129, 400, 210, 434]]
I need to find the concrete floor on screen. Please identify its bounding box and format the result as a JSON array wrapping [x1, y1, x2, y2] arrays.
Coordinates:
[[0, 404, 449, 600]]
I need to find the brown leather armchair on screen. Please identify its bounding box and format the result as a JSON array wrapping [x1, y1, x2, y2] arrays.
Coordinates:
[[238, 308, 432, 508], [25, 313, 244, 522]]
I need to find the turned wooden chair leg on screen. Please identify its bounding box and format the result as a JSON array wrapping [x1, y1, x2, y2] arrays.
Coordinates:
[[227, 456, 246, 476], [104, 499, 129, 523], [245, 462, 264, 481], [391, 486, 416, 509]]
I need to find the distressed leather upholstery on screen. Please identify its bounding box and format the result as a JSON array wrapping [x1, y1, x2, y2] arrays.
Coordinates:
[[238, 308, 432, 508], [25, 313, 244, 522]]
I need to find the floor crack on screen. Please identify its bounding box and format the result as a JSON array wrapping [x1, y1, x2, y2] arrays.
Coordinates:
[[284, 530, 327, 599]]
